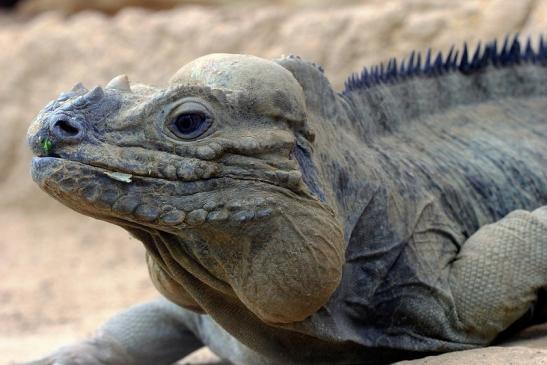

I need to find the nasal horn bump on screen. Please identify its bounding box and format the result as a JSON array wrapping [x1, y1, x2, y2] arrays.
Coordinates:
[[106, 74, 132, 92], [84, 86, 105, 102]]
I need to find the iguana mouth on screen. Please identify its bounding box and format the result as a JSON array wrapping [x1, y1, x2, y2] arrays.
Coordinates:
[[32, 155, 218, 188], [32, 155, 290, 189], [32, 144, 220, 183], [31, 156, 279, 229], [35, 154, 165, 183]]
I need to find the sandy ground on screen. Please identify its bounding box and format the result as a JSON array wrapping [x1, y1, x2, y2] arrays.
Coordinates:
[[2, 1, 547, 364], [1, 207, 154, 362], [1, 206, 226, 364]]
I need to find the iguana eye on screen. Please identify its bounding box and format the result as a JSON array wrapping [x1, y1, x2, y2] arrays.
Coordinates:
[[171, 112, 211, 138], [167, 101, 213, 140]]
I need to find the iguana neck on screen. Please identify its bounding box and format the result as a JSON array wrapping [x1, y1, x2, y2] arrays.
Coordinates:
[[305, 63, 547, 244]]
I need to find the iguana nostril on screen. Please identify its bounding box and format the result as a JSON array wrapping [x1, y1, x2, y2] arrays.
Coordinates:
[[52, 119, 81, 138]]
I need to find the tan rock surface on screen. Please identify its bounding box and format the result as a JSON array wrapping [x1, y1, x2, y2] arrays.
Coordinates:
[[2, 1, 547, 364], [16, 0, 214, 15], [15, 0, 364, 15], [396, 347, 547, 365]]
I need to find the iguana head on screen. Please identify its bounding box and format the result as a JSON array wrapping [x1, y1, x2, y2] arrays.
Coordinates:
[[27, 54, 344, 324]]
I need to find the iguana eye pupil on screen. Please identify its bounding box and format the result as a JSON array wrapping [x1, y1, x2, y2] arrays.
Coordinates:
[[176, 114, 199, 132], [170, 111, 211, 139]]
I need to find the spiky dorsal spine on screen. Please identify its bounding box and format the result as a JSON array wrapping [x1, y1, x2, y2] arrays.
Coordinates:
[[344, 35, 547, 94]]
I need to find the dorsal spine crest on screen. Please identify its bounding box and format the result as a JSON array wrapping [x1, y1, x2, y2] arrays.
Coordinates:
[[344, 35, 547, 94]]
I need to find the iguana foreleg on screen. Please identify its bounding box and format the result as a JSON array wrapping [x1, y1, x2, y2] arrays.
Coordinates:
[[21, 298, 203, 365], [22, 296, 276, 365], [450, 207, 547, 343]]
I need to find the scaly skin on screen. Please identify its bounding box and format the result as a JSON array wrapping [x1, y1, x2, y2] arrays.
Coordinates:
[[22, 38, 547, 364]]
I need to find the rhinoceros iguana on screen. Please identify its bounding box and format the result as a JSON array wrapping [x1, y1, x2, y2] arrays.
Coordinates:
[[24, 35, 547, 365]]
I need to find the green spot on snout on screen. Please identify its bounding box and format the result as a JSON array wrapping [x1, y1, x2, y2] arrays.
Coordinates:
[[41, 138, 53, 156]]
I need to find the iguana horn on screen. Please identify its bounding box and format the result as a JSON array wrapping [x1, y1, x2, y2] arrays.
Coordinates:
[[106, 74, 131, 92], [71, 82, 87, 93], [84, 86, 105, 102]]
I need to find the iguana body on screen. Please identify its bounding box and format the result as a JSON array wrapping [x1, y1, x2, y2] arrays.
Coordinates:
[[23, 36, 547, 364]]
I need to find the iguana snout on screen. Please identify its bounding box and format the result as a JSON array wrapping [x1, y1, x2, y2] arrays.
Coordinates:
[[27, 53, 345, 325]]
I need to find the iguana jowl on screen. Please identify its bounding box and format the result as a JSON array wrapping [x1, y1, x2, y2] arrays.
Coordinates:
[[23, 36, 547, 364]]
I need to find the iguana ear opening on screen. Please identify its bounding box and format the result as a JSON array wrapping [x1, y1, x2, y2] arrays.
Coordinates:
[[287, 116, 315, 143]]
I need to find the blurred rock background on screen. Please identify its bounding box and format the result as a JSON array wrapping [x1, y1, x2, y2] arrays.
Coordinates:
[[0, 0, 546, 364]]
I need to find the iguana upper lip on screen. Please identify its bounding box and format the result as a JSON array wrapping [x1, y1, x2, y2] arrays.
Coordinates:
[[33, 156, 283, 188], [34, 155, 172, 182]]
